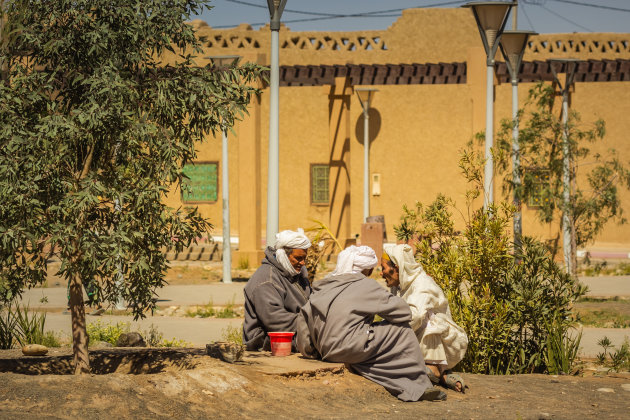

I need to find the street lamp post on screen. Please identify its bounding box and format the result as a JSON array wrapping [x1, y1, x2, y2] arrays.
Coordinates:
[[549, 58, 580, 274], [206, 55, 242, 284], [355, 87, 378, 222], [464, 1, 514, 208], [266, 0, 287, 246], [499, 30, 537, 248]]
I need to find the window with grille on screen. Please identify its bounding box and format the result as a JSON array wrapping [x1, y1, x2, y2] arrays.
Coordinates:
[[311, 164, 329, 205], [527, 170, 550, 207], [181, 162, 219, 203]]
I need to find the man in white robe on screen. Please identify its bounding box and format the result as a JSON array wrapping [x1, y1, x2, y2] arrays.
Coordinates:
[[381, 243, 468, 392]]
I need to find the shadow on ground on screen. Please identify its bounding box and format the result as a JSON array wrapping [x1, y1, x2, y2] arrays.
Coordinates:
[[0, 347, 204, 375]]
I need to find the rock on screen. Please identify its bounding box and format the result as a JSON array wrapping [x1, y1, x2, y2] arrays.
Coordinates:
[[89, 340, 113, 349], [115, 332, 146, 347], [22, 344, 48, 356], [621, 384, 630, 392], [206, 341, 244, 363], [539, 413, 552, 419], [596, 388, 615, 393]]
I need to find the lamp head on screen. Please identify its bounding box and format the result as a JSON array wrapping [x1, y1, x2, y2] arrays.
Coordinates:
[[463, 1, 514, 50], [499, 30, 537, 75], [355, 87, 378, 109]]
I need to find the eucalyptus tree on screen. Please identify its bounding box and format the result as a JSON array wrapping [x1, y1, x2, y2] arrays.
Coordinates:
[[0, 0, 263, 373], [496, 82, 630, 275]]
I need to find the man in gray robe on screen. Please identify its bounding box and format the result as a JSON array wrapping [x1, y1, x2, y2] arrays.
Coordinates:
[[243, 229, 311, 351], [297, 245, 445, 402]]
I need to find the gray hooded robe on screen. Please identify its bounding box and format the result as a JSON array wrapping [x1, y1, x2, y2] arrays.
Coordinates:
[[243, 247, 311, 351], [296, 272, 432, 402]]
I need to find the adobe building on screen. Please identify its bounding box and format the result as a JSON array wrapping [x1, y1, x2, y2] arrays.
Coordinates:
[[165, 8, 630, 266]]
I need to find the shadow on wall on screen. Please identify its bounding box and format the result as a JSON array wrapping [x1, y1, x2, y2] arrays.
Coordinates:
[[354, 108, 382, 144]]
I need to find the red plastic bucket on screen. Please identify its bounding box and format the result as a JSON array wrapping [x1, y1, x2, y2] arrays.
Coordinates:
[[268, 332, 294, 357]]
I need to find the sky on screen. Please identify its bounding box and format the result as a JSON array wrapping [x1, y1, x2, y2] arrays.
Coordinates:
[[193, 0, 630, 34]]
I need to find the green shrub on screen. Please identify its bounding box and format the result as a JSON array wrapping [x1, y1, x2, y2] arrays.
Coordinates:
[[0, 303, 18, 349], [41, 331, 62, 348], [160, 337, 190, 347], [597, 336, 630, 372], [220, 324, 243, 346], [87, 320, 130, 345], [1, 303, 63, 348], [186, 298, 238, 319], [14, 305, 48, 346], [394, 151, 585, 375]]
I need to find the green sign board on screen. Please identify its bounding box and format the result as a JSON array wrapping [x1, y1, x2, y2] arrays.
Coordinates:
[[182, 162, 218, 202]]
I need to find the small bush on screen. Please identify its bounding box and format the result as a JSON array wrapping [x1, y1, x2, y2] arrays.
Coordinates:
[[0, 304, 18, 349], [186, 298, 238, 319], [160, 337, 190, 347], [394, 151, 585, 375], [87, 320, 130, 345], [41, 331, 62, 348], [596, 336, 630, 372], [14, 305, 48, 346], [237, 257, 250, 270], [221, 324, 243, 346]]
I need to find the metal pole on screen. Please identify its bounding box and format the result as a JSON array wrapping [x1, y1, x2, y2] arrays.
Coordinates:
[[512, 79, 522, 248], [512, 0, 518, 30], [562, 90, 571, 274], [363, 106, 370, 222], [484, 63, 495, 208], [266, 27, 280, 247], [222, 127, 232, 283]]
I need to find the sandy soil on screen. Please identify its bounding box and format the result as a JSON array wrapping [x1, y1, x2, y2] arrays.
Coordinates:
[[0, 348, 629, 420]]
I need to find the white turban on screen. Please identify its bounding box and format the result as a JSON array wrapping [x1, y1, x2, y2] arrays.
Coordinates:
[[274, 228, 311, 275], [331, 245, 378, 276]]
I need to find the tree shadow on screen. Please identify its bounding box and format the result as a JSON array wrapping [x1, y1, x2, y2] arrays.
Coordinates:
[[0, 348, 205, 375]]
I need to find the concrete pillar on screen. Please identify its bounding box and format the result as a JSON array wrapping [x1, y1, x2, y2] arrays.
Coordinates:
[[327, 77, 353, 248]]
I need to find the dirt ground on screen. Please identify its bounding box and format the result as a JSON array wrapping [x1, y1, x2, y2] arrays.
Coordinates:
[[0, 348, 629, 420]]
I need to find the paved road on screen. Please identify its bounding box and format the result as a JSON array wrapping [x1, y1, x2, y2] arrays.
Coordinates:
[[577, 327, 630, 358], [44, 313, 243, 347], [21, 276, 630, 310], [20, 283, 247, 310], [579, 276, 630, 297], [19, 275, 630, 357]]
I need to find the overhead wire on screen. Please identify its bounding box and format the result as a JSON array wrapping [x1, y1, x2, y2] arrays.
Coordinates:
[[539, 3, 593, 32], [519, 2, 538, 32], [213, 0, 467, 29], [548, 0, 630, 13]]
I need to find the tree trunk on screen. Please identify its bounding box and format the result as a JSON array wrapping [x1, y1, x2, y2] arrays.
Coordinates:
[[69, 273, 90, 374]]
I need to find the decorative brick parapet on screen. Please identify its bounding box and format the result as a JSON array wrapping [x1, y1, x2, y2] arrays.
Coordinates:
[[496, 59, 630, 83], [271, 59, 630, 87], [525, 35, 630, 60], [276, 62, 467, 86]]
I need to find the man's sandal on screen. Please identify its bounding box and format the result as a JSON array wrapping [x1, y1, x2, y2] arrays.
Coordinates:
[[426, 370, 440, 385], [442, 372, 466, 393]]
